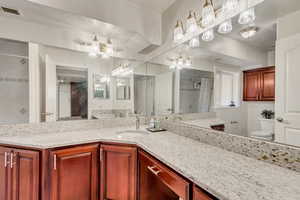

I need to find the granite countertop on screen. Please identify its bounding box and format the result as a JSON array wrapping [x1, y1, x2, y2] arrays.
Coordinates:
[[0, 126, 299, 200], [183, 118, 225, 128]]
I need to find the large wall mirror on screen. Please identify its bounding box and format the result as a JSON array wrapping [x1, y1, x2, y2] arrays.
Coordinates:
[[116, 78, 131, 100], [93, 74, 110, 99], [1, 0, 300, 148]]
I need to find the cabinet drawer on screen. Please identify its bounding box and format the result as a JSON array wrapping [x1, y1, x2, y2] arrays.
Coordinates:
[[139, 150, 190, 200], [193, 185, 216, 200]]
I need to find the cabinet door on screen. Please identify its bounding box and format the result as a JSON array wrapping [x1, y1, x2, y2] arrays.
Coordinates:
[[243, 71, 261, 101], [11, 149, 39, 200], [260, 68, 275, 101], [0, 147, 11, 200], [100, 145, 137, 200], [50, 144, 99, 200], [193, 185, 214, 200]]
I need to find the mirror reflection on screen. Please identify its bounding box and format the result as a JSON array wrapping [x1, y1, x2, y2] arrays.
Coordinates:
[[1, 0, 300, 148], [116, 78, 131, 100], [93, 74, 110, 99]]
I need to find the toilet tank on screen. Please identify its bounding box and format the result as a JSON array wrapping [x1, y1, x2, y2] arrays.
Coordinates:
[[259, 118, 274, 132]]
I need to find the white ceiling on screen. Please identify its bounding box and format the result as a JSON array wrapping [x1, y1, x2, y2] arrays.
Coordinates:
[[0, 0, 151, 58], [226, 0, 300, 51], [128, 0, 177, 13]]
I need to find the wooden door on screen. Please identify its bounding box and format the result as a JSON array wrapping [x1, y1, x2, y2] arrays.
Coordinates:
[[11, 149, 39, 200], [50, 144, 99, 200], [260, 67, 275, 101], [100, 145, 137, 200], [0, 147, 11, 200], [243, 71, 260, 101], [275, 33, 300, 146], [193, 185, 214, 200]]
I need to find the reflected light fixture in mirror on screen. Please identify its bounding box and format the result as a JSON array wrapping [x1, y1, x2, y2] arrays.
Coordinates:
[[202, 0, 216, 27], [100, 75, 110, 83], [169, 56, 192, 70], [189, 36, 200, 48], [238, 7, 256, 25], [106, 38, 113, 56], [112, 63, 133, 77], [174, 20, 185, 42], [202, 29, 214, 42], [218, 19, 233, 34], [89, 35, 99, 57], [222, 0, 239, 16], [240, 26, 259, 38], [186, 11, 198, 33]]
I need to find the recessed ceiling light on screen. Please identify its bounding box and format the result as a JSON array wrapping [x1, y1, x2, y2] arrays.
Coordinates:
[[240, 26, 259, 39]]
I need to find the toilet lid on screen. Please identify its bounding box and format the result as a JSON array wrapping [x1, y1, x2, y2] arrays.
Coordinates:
[[251, 130, 273, 137]]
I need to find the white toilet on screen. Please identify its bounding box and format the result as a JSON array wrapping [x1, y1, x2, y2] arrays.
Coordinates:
[[250, 118, 274, 140]]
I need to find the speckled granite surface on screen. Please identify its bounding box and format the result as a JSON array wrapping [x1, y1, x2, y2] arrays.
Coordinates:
[[0, 126, 299, 200], [161, 120, 300, 173], [0, 118, 136, 136]]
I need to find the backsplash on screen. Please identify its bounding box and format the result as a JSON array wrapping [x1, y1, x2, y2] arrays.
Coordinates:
[[161, 120, 300, 172], [0, 118, 136, 137]]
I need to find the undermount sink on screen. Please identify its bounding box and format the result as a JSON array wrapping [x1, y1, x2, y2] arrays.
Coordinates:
[[116, 129, 149, 137]]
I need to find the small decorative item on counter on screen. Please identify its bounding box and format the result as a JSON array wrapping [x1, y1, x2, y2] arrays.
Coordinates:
[[149, 118, 155, 128], [229, 101, 236, 107], [261, 109, 275, 119]]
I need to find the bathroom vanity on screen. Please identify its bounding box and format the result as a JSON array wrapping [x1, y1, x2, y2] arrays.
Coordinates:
[[0, 123, 299, 200], [0, 142, 213, 200]]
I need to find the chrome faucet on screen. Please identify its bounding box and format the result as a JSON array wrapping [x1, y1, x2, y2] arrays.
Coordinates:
[[136, 116, 140, 130]]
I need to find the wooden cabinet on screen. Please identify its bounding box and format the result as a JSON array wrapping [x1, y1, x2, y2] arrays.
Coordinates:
[[100, 144, 137, 200], [243, 67, 275, 101], [193, 185, 215, 200], [139, 150, 190, 200], [0, 146, 39, 200], [49, 144, 99, 200]]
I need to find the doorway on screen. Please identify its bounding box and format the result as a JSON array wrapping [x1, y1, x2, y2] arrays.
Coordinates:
[[57, 67, 88, 121]]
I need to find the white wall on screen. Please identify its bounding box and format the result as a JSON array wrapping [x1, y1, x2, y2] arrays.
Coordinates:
[[0, 40, 29, 124], [277, 9, 300, 40], [27, 0, 162, 45]]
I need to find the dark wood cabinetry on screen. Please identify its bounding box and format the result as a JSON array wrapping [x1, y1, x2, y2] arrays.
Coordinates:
[[100, 144, 137, 200], [0, 146, 39, 200], [1, 142, 218, 200], [49, 144, 99, 200], [193, 185, 215, 200], [243, 67, 275, 101], [139, 150, 190, 200]]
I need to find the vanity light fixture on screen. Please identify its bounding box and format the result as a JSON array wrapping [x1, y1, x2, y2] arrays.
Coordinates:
[[106, 38, 114, 56], [240, 26, 259, 38], [202, 0, 216, 27], [185, 57, 192, 66], [88, 35, 114, 58], [238, 7, 256, 25], [186, 11, 198, 33], [89, 35, 99, 57], [174, 20, 185, 42], [222, 0, 239, 16], [112, 63, 133, 77], [202, 29, 215, 42], [100, 75, 110, 83], [169, 55, 192, 70], [189, 36, 200, 48], [218, 19, 233, 34]]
